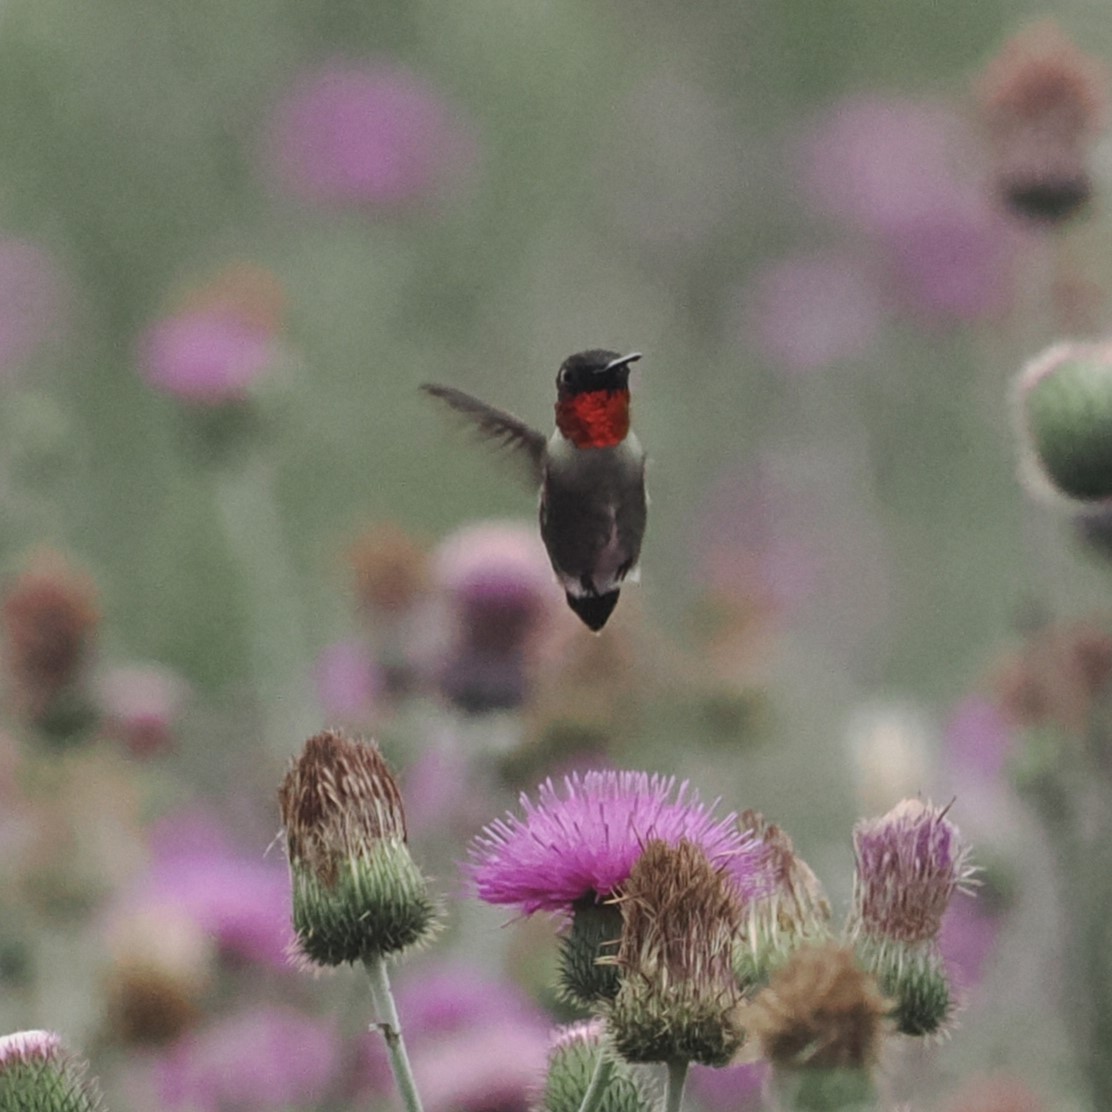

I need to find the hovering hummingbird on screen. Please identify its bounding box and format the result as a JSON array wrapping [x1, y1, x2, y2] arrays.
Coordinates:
[[421, 349, 647, 632]]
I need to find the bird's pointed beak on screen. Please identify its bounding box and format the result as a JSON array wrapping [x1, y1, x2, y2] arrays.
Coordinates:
[[603, 352, 642, 373]]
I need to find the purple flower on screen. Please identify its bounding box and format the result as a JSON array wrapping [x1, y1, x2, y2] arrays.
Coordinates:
[[137, 308, 278, 404], [0, 239, 65, 376], [467, 770, 762, 914], [851, 798, 974, 945], [688, 1060, 767, 1112], [132, 809, 295, 970], [152, 1007, 340, 1111], [265, 61, 478, 208], [939, 889, 1001, 993], [411, 1019, 549, 1112], [943, 695, 1014, 785], [314, 638, 379, 722], [797, 94, 1017, 321], [742, 250, 882, 374]]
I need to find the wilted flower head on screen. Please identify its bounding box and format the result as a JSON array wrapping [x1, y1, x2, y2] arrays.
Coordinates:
[[736, 811, 830, 986], [0, 1029, 104, 1111], [348, 523, 430, 616], [991, 615, 1112, 735], [265, 61, 478, 209], [1, 550, 99, 727], [747, 943, 890, 1070], [608, 839, 746, 1066], [278, 729, 436, 965], [467, 769, 761, 916], [977, 20, 1107, 224]]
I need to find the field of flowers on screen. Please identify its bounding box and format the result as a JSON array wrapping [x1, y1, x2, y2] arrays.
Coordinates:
[[2, 1, 1112, 1110]]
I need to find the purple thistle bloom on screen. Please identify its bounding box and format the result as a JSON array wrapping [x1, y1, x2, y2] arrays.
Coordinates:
[[151, 1006, 340, 1111], [137, 308, 278, 404], [265, 61, 478, 209], [850, 798, 974, 945], [467, 770, 763, 914]]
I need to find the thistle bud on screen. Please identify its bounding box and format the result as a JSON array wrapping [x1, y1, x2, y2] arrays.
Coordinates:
[[607, 840, 745, 1067], [0, 1030, 104, 1112], [746, 943, 889, 1110], [1015, 341, 1112, 503], [538, 1021, 653, 1112], [847, 799, 974, 1036], [977, 20, 1107, 225], [735, 812, 831, 990], [1, 551, 99, 735], [278, 730, 437, 966]]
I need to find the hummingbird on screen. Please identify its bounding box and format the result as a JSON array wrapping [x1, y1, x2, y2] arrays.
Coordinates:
[[421, 349, 647, 632]]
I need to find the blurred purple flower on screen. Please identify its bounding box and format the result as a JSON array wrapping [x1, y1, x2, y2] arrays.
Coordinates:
[[797, 95, 1017, 321], [265, 61, 478, 208], [137, 308, 278, 404], [688, 1060, 767, 1111], [939, 889, 1001, 994], [432, 520, 555, 712], [358, 962, 549, 1101], [467, 770, 762, 915], [314, 638, 379, 722], [944, 695, 1014, 785], [153, 1006, 339, 1111], [743, 250, 882, 373], [411, 1019, 549, 1112], [96, 663, 188, 757], [0, 239, 65, 376], [136, 809, 294, 970]]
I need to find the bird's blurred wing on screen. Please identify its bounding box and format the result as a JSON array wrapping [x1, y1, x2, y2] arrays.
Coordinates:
[[420, 383, 546, 487]]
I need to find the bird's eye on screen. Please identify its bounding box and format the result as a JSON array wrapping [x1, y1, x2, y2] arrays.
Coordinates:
[[558, 367, 572, 387]]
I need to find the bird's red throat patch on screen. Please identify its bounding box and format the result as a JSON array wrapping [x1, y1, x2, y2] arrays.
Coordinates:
[[555, 389, 630, 449]]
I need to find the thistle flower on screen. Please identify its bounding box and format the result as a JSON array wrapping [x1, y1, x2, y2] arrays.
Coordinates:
[[469, 770, 760, 1006], [977, 20, 1107, 225], [746, 943, 889, 1108], [539, 1020, 653, 1112], [1, 550, 99, 731], [848, 799, 975, 1035], [1016, 341, 1112, 503], [278, 730, 437, 966], [735, 811, 831, 989], [469, 771, 760, 915], [0, 1030, 104, 1112], [607, 839, 746, 1066]]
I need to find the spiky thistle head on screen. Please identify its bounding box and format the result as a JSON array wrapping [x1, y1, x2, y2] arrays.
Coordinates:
[[847, 798, 975, 1036], [538, 1020, 654, 1112], [606, 839, 746, 1066], [735, 811, 831, 990], [0, 1030, 105, 1112], [278, 729, 437, 966]]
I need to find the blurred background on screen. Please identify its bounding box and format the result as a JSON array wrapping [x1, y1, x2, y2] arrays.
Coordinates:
[[1, 0, 1111, 1108]]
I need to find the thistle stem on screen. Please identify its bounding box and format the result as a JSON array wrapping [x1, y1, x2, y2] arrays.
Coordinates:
[[663, 1058, 689, 1112], [365, 955, 424, 1112], [576, 1052, 615, 1112]]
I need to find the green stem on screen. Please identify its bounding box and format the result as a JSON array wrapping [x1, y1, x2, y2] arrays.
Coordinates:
[[365, 955, 424, 1112], [663, 1058, 688, 1112], [576, 1052, 615, 1112]]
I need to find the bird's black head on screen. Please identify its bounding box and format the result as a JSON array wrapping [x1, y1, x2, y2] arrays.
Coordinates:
[[556, 349, 641, 400]]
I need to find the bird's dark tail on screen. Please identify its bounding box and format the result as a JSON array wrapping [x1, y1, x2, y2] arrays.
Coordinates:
[[565, 589, 620, 632]]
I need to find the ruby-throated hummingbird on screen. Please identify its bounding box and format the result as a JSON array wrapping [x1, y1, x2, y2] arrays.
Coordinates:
[[421, 349, 647, 632]]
